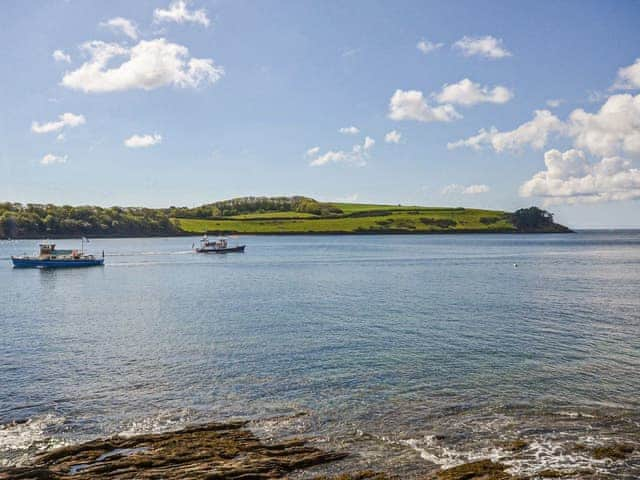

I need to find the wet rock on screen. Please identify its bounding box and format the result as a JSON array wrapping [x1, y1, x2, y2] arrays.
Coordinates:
[[432, 459, 514, 480], [590, 443, 635, 460], [312, 472, 392, 479], [0, 421, 348, 479], [499, 439, 529, 452]]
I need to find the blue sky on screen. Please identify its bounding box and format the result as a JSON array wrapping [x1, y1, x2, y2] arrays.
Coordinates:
[[2, 0, 640, 227]]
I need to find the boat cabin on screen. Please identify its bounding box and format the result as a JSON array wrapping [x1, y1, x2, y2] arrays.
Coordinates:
[[39, 243, 81, 259], [200, 235, 228, 249], [39, 243, 56, 256]]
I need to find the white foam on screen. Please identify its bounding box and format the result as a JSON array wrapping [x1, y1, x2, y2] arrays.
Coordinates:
[[391, 430, 628, 479], [0, 415, 69, 467], [117, 410, 194, 438]]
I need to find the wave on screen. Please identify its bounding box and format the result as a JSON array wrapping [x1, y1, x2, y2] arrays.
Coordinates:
[[0, 415, 69, 467]]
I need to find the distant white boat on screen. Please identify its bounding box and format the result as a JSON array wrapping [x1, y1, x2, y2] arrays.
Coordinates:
[[194, 235, 245, 254]]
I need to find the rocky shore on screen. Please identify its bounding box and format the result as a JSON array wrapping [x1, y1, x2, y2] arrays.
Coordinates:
[[0, 421, 635, 479]]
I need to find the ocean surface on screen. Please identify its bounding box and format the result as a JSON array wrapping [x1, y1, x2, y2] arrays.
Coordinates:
[[1, 233, 639, 478]]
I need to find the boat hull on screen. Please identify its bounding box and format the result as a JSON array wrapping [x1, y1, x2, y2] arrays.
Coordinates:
[[195, 245, 246, 254], [11, 257, 104, 268]]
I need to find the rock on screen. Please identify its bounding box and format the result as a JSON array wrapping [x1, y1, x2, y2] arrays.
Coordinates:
[[0, 421, 348, 479], [590, 443, 635, 460], [499, 439, 529, 452], [312, 472, 393, 479], [432, 459, 514, 480]]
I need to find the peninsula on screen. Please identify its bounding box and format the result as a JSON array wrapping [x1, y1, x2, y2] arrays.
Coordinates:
[[0, 197, 570, 239]]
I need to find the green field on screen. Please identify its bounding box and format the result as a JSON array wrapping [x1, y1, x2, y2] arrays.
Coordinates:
[[175, 203, 516, 234], [1, 197, 568, 239]]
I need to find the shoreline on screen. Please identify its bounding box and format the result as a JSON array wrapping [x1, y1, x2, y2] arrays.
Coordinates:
[[1, 417, 635, 479], [0, 229, 574, 240]]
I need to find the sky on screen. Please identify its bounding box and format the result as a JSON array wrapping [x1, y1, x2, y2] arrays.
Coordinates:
[[1, 0, 640, 228]]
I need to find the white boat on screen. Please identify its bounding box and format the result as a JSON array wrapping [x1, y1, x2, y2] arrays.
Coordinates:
[[194, 235, 245, 254]]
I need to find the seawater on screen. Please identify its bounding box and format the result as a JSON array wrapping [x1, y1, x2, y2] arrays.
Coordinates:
[[1, 233, 639, 477]]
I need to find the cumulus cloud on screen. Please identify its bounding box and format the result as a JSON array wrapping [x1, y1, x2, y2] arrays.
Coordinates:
[[153, 0, 210, 27], [41, 153, 67, 165], [100, 17, 138, 40], [339, 126, 360, 135], [305, 146, 320, 157], [363, 136, 375, 150], [567, 93, 640, 157], [52, 49, 71, 63], [442, 184, 490, 195], [309, 136, 374, 167], [124, 133, 162, 148], [520, 148, 640, 204], [453, 35, 512, 59], [61, 39, 223, 93], [389, 89, 461, 122], [546, 99, 563, 108], [435, 78, 513, 106], [31, 113, 86, 134], [612, 58, 640, 90], [447, 127, 496, 151], [448, 110, 563, 153], [384, 130, 402, 144], [417, 39, 443, 54]]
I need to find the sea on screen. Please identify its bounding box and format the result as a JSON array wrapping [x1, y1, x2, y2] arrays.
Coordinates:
[[1, 232, 639, 478]]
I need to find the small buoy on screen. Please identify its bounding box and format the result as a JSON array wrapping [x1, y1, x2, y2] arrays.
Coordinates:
[[513, 263, 518, 268]]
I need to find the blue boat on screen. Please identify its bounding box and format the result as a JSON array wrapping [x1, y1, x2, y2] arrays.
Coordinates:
[[11, 242, 104, 269]]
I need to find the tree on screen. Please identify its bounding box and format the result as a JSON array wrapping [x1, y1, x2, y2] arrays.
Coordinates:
[[512, 207, 554, 231]]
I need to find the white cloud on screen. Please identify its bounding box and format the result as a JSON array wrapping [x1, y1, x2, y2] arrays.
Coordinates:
[[567, 93, 640, 157], [363, 136, 375, 150], [546, 99, 563, 108], [520, 148, 640, 204], [339, 126, 360, 135], [52, 49, 71, 63], [389, 89, 461, 122], [62, 39, 223, 93], [31, 112, 86, 134], [491, 110, 564, 152], [124, 133, 162, 148], [442, 184, 490, 195], [101, 17, 139, 40], [417, 39, 443, 54], [453, 35, 512, 59], [41, 153, 67, 165], [153, 0, 210, 27], [56, 133, 65, 142], [448, 110, 563, 153], [435, 78, 513, 106], [384, 130, 402, 144], [341, 48, 360, 58], [305, 146, 320, 157], [309, 137, 374, 167], [612, 58, 640, 90], [447, 127, 496, 151]]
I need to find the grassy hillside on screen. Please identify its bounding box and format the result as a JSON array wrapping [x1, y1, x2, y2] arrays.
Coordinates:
[[0, 198, 570, 238], [176, 204, 518, 234]]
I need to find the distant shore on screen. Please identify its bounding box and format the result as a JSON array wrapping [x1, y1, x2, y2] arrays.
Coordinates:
[[2, 229, 573, 240], [0, 198, 571, 239]]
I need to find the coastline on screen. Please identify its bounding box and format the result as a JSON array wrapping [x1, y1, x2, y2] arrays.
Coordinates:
[[0, 229, 573, 240], [1, 417, 635, 480]]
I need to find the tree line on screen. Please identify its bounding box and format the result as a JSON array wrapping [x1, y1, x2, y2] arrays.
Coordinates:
[[0, 203, 178, 238]]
